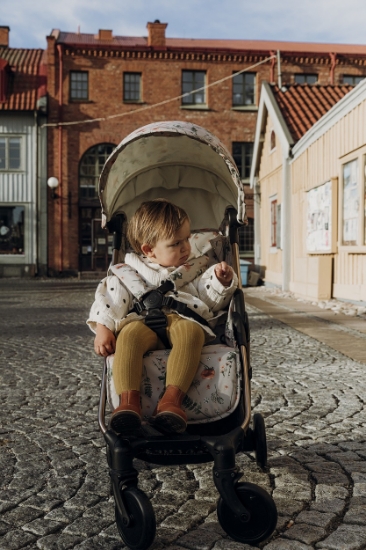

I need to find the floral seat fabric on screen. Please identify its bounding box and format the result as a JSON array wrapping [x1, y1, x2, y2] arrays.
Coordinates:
[[106, 344, 241, 424]]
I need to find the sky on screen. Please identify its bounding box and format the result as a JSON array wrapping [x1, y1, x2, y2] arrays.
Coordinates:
[[2, 0, 366, 49]]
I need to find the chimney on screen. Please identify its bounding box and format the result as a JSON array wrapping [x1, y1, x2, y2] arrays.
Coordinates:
[[0, 26, 10, 47], [147, 20, 167, 47], [97, 29, 113, 41]]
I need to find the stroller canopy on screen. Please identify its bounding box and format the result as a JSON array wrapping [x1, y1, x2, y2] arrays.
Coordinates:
[[99, 121, 246, 230]]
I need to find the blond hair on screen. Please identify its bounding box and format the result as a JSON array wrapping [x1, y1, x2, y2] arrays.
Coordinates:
[[127, 199, 189, 254]]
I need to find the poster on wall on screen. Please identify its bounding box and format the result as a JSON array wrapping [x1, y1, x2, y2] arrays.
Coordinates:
[[306, 181, 332, 252], [342, 159, 358, 245]]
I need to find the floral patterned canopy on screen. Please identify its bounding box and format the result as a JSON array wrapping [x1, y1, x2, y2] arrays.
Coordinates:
[[99, 121, 246, 229]]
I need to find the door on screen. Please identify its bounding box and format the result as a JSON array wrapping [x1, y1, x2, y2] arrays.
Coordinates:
[[79, 208, 111, 271]]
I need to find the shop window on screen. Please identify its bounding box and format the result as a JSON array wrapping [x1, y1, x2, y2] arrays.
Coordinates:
[[79, 143, 116, 200], [232, 142, 253, 181], [342, 159, 359, 245], [343, 75, 365, 86], [232, 72, 256, 106], [182, 70, 206, 105], [0, 206, 24, 254], [70, 71, 88, 101], [270, 197, 278, 248], [295, 74, 318, 84], [123, 72, 142, 102], [0, 136, 21, 171], [238, 218, 254, 255]]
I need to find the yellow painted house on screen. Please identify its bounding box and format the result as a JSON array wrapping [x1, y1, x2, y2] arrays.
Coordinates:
[[250, 79, 366, 303]]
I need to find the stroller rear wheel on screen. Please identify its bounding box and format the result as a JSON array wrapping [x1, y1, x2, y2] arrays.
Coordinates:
[[115, 486, 156, 550], [217, 482, 277, 545]]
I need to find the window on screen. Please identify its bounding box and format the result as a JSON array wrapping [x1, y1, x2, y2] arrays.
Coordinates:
[[123, 72, 141, 102], [79, 143, 116, 200], [232, 142, 253, 181], [238, 218, 254, 255], [342, 159, 358, 245], [182, 71, 206, 105], [0, 206, 24, 255], [70, 71, 88, 100], [270, 130, 276, 151], [232, 72, 256, 106], [343, 75, 365, 86], [295, 74, 318, 85], [276, 203, 282, 249], [270, 197, 278, 248], [0, 136, 21, 170]]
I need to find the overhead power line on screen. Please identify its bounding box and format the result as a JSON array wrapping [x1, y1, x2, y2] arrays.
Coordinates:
[[42, 55, 276, 128]]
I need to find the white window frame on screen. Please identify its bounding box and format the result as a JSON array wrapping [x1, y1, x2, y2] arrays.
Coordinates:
[[270, 195, 278, 251], [0, 135, 23, 172]]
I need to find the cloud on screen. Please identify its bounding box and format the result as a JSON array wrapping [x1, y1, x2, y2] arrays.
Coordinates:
[[3, 0, 366, 49]]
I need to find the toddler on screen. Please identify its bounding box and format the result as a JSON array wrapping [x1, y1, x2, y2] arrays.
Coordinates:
[[88, 199, 238, 435]]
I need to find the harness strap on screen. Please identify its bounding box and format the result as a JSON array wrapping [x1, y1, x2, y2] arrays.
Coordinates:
[[131, 279, 209, 347]]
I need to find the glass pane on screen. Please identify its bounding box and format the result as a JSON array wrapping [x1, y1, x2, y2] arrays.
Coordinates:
[[70, 72, 88, 100], [8, 138, 21, 170], [0, 138, 5, 170], [343, 159, 359, 245], [0, 206, 24, 254], [79, 143, 116, 199]]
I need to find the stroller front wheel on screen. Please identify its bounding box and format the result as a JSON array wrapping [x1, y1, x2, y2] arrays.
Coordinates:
[[217, 482, 277, 545], [115, 486, 156, 550]]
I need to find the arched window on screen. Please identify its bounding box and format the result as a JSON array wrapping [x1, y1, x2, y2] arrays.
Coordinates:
[[270, 130, 276, 151], [79, 143, 115, 199]]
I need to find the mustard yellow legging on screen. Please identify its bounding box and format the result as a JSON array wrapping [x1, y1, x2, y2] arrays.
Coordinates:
[[113, 314, 205, 395]]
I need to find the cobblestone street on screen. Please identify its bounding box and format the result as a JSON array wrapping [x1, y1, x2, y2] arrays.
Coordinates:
[[1, 279, 366, 550]]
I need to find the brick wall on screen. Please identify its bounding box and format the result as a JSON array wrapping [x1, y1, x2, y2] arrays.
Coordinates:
[[46, 38, 366, 274]]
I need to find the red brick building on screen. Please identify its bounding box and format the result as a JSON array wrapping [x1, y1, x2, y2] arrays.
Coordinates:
[[45, 21, 366, 276]]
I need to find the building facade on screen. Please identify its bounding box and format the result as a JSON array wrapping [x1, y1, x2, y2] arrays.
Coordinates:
[[45, 21, 366, 276], [0, 26, 48, 277], [251, 79, 366, 303]]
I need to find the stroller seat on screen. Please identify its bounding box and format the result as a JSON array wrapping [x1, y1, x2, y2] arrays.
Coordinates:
[[107, 344, 241, 425]]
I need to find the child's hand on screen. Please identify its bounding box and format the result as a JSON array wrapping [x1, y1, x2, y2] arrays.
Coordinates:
[[94, 323, 116, 356], [214, 262, 234, 287]]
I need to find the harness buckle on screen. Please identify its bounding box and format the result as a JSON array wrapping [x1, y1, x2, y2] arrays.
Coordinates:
[[144, 309, 168, 330]]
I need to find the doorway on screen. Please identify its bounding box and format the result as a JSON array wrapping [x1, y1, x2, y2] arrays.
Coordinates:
[[79, 208, 112, 272]]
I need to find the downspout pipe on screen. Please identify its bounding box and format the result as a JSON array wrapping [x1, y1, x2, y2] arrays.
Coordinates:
[[57, 44, 63, 273], [329, 52, 337, 85]]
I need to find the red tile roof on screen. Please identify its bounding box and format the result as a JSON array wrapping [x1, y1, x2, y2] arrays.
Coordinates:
[[272, 84, 354, 141], [0, 47, 46, 111], [55, 30, 366, 56]]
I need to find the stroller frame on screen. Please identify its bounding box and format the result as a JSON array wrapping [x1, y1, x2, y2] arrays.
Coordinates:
[[98, 209, 277, 550]]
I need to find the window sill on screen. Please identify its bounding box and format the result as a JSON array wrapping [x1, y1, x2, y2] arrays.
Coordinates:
[[231, 106, 258, 112], [123, 100, 145, 104], [338, 245, 366, 254], [180, 105, 210, 111], [69, 99, 91, 103]]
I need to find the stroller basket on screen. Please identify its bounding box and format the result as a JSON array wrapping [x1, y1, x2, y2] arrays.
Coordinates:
[[97, 121, 277, 549]]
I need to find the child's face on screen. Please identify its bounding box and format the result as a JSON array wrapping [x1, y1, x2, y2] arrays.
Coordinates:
[[143, 219, 191, 267]]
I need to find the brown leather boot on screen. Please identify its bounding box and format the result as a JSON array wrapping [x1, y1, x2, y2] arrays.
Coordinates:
[[154, 385, 187, 434], [109, 390, 141, 435]]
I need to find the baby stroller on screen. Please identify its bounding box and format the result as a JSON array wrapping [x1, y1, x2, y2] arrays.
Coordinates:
[[97, 121, 277, 549]]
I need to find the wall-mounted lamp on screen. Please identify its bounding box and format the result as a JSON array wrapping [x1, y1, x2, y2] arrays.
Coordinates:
[[47, 177, 59, 199]]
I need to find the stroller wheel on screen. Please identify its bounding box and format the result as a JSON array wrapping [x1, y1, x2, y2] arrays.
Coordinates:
[[115, 486, 156, 550], [253, 413, 267, 470], [217, 482, 277, 545]]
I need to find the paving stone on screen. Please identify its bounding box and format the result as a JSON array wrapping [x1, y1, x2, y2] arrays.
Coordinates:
[[283, 522, 326, 545], [176, 528, 222, 550], [316, 524, 366, 549], [2, 281, 366, 549]]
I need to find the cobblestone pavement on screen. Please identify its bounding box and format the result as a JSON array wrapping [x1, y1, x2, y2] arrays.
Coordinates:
[[1, 279, 366, 550]]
